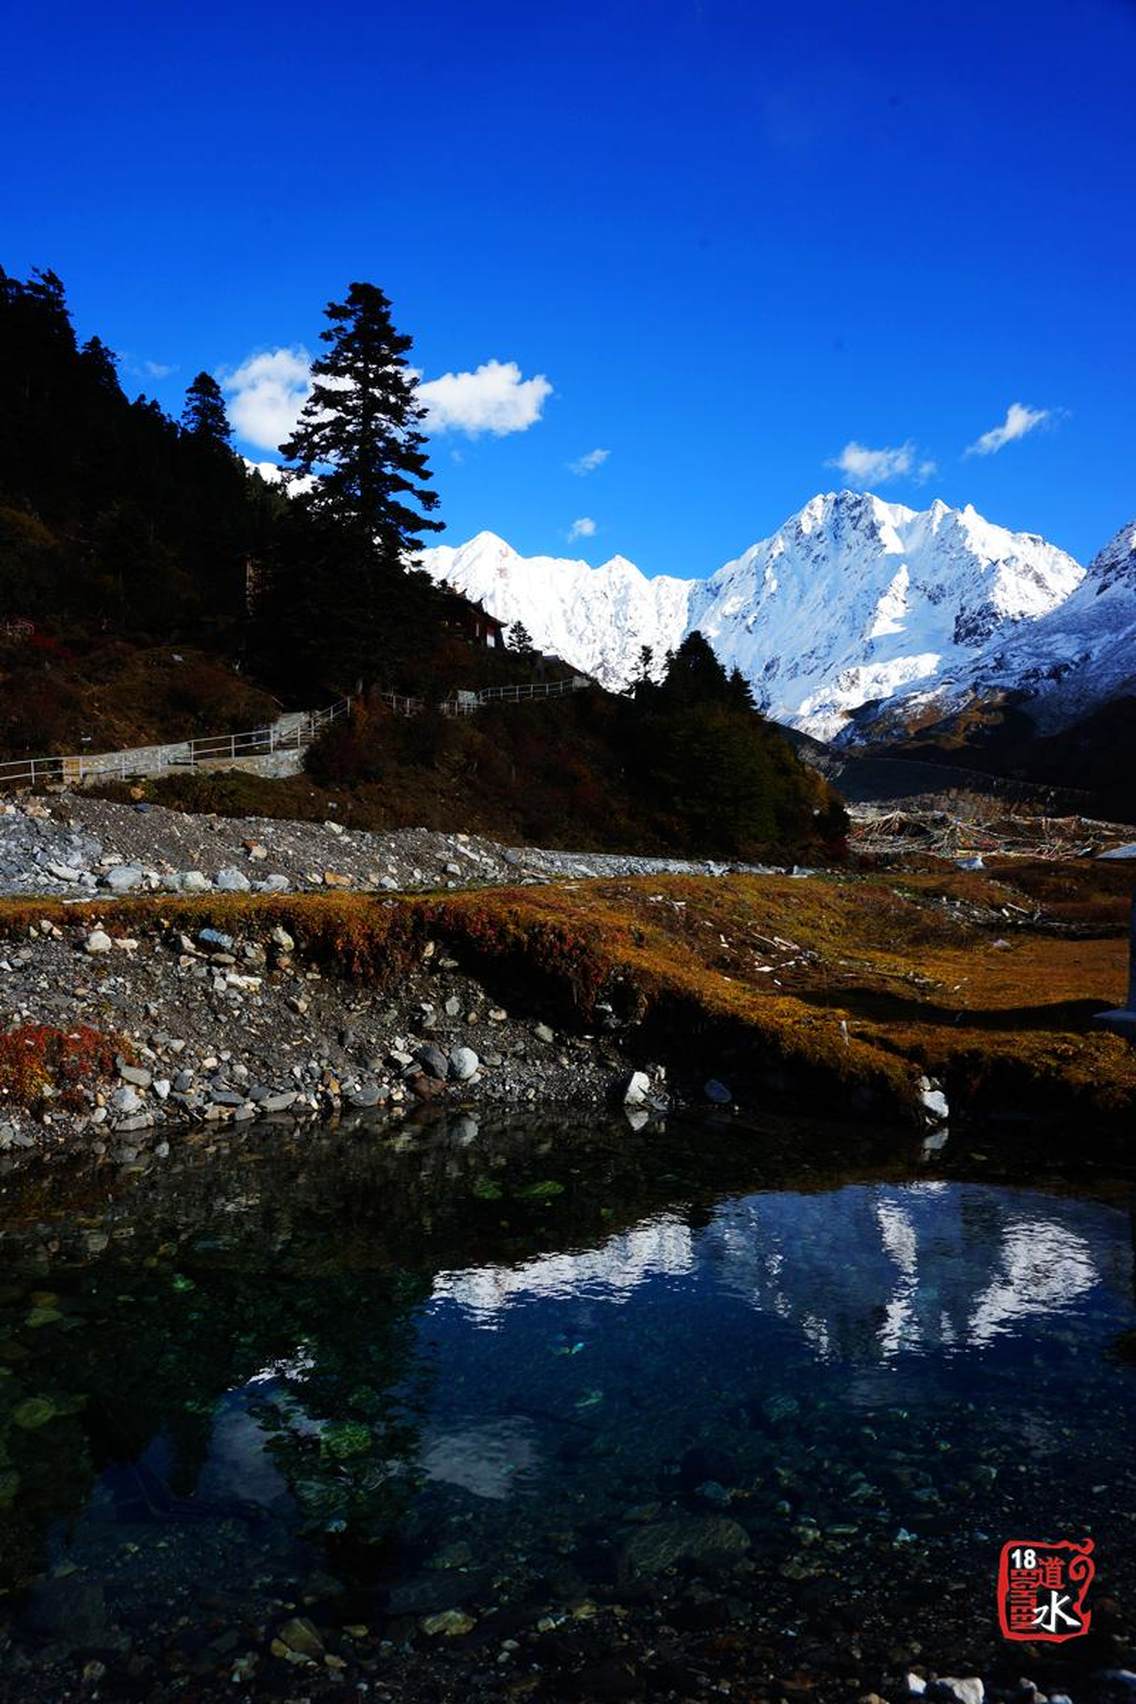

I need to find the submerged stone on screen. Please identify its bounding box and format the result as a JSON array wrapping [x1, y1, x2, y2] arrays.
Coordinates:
[[620, 1515, 750, 1578], [420, 1608, 476, 1637], [274, 1616, 324, 1660]]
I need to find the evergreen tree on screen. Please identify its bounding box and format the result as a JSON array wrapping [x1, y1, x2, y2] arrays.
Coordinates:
[[657, 631, 731, 708], [79, 336, 122, 396], [509, 620, 535, 656], [269, 282, 445, 688], [631, 642, 655, 699], [181, 371, 231, 445], [726, 665, 757, 713], [279, 282, 442, 559]]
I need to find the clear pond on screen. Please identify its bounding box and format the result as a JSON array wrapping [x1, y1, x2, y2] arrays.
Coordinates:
[[1, 1112, 1134, 1700]]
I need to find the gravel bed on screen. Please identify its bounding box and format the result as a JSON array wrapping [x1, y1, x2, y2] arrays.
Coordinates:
[[0, 794, 795, 899], [0, 906, 665, 1168]]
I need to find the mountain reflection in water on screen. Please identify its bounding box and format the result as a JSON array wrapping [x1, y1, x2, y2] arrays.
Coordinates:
[[1, 1113, 1134, 1696], [430, 1182, 1119, 1363]]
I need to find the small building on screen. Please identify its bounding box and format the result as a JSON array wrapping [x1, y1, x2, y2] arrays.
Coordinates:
[[438, 590, 504, 648]]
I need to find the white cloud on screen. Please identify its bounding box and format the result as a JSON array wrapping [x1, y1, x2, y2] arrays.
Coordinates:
[[568, 516, 597, 541], [569, 447, 609, 475], [826, 440, 935, 486], [144, 359, 175, 379], [223, 347, 313, 452], [224, 347, 551, 451], [965, 402, 1052, 457], [417, 359, 551, 437]]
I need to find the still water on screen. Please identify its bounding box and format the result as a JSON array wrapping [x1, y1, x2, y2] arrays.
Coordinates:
[[1, 1112, 1134, 1699]]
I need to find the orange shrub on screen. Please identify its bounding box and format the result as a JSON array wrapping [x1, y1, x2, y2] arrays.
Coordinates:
[[0, 1024, 122, 1111]]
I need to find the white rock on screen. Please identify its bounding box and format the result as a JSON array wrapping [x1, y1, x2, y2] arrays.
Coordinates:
[[103, 864, 144, 893], [45, 863, 82, 883], [939, 1680, 984, 1704], [215, 866, 252, 893], [85, 930, 114, 954], [178, 871, 211, 893], [623, 1070, 651, 1107], [919, 1075, 949, 1125], [450, 1046, 479, 1082]]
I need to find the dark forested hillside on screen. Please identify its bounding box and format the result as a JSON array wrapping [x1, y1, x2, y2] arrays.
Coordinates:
[[300, 632, 848, 859], [0, 267, 844, 861], [0, 268, 282, 639], [0, 268, 516, 753]]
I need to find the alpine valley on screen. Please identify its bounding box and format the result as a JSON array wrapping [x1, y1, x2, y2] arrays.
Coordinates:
[[420, 492, 1136, 760]]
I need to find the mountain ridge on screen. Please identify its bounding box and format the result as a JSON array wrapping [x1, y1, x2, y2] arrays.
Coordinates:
[[419, 491, 1090, 740], [912, 517, 1136, 734]]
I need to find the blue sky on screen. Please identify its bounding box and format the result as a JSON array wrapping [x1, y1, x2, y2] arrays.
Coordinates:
[[3, 0, 1133, 573]]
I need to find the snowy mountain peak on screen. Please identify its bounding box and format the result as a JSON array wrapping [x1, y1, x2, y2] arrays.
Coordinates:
[[419, 494, 1089, 738], [1088, 518, 1136, 592], [849, 514, 1136, 741]]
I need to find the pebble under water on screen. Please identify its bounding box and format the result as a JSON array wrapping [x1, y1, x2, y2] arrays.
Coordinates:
[[1, 1111, 1135, 1702]]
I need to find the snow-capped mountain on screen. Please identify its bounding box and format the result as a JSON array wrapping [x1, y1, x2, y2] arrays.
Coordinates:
[[419, 492, 1085, 740], [904, 517, 1136, 736], [419, 533, 695, 691]]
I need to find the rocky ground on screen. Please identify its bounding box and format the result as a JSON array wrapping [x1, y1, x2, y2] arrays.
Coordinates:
[[2, 788, 1132, 1166], [0, 901, 668, 1168], [0, 791, 783, 1168], [0, 792, 782, 901]]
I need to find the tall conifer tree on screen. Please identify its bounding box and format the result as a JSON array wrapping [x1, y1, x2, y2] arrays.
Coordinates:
[[278, 282, 441, 562], [270, 282, 444, 688], [182, 371, 232, 445]]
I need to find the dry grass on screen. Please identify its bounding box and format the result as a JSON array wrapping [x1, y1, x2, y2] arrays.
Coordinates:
[[1, 858, 1132, 1128]]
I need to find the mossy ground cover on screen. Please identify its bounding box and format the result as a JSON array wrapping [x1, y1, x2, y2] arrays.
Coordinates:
[[1, 858, 1131, 1130]]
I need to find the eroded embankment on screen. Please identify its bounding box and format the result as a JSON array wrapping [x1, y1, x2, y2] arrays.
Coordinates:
[[0, 861, 1133, 1165], [419, 864, 1136, 1130]]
